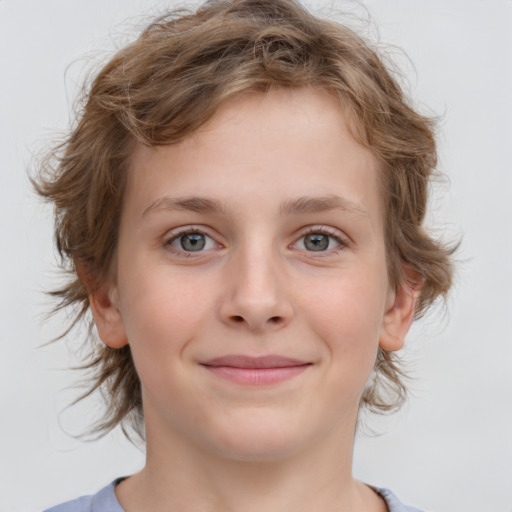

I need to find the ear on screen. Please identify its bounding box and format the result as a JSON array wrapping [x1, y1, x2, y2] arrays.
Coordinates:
[[379, 273, 421, 352], [88, 281, 128, 349]]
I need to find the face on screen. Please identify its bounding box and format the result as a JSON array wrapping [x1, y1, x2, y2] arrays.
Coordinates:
[[92, 88, 414, 462]]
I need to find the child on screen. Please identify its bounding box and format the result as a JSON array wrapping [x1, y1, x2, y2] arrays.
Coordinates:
[[37, 1, 454, 510]]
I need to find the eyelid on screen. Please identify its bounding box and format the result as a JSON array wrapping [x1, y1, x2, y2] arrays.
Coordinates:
[[163, 225, 222, 255], [291, 225, 350, 252], [161, 224, 349, 256]]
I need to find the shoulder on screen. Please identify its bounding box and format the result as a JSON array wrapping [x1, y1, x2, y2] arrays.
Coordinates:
[[375, 487, 426, 512], [42, 481, 124, 512], [43, 481, 424, 512]]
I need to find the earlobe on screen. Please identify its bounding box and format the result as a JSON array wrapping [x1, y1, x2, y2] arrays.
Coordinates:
[[88, 283, 128, 349], [379, 278, 420, 352]]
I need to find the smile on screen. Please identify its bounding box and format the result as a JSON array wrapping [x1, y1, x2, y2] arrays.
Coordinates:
[[200, 355, 313, 386]]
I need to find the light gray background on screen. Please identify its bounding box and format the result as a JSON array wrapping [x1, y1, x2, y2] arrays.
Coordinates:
[[1, 1, 511, 511]]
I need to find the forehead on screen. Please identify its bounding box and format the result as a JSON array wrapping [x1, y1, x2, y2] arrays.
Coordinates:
[[125, 88, 383, 227]]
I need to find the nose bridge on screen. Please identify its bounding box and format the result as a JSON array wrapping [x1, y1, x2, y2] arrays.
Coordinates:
[[239, 243, 278, 302], [220, 235, 291, 330]]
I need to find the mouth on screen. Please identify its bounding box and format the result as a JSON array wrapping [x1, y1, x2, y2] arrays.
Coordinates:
[[200, 355, 313, 386]]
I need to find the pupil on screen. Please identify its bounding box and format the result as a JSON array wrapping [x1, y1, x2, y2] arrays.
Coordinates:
[[305, 234, 328, 251], [181, 233, 205, 251]]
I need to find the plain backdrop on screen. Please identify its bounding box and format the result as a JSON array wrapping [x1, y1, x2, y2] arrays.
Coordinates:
[[1, 1, 511, 511]]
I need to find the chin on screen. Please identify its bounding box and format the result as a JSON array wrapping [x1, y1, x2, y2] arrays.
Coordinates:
[[201, 410, 313, 462], [211, 435, 302, 463]]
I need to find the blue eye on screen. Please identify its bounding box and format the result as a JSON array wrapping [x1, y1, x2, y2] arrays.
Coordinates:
[[295, 231, 343, 252], [303, 233, 329, 251], [169, 231, 217, 252]]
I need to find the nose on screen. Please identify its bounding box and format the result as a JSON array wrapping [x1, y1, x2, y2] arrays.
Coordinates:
[[218, 245, 293, 332]]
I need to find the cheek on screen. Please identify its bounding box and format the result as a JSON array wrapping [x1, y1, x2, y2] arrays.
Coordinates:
[[304, 272, 387, 364], [116, 264, 212, 370], [316, 294, 383, 410]]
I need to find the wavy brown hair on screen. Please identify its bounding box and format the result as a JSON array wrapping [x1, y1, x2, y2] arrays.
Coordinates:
[[35, 0, 455, 440]]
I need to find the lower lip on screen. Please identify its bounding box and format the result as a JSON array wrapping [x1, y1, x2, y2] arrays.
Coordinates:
[[202, 365, 311, 385]]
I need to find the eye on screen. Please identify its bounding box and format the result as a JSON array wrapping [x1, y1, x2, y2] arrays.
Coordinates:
[[167, 230, 218, 253], [293, 229, 345, 252]]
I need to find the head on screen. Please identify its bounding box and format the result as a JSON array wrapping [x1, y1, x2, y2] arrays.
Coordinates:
[[36, 0, 454, 440]]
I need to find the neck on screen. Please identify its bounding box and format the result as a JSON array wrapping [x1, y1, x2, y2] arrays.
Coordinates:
[[116, 413, 386, 512]]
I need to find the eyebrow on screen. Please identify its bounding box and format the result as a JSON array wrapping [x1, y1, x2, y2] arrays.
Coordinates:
[[280, 195, 367, 217], [142, 194, 366, 218], [142, 196, 225, 217]]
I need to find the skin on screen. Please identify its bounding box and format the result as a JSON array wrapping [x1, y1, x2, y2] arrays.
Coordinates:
[[89, 88, 417, 512]]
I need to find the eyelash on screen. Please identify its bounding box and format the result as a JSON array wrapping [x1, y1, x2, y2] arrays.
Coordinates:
[[292, 226, 349, 254], [163, 225, 349, 257], [163, 227, 220, 257]]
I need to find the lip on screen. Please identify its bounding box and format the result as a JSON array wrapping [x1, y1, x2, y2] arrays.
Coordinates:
[[200, 355, 312, 386]]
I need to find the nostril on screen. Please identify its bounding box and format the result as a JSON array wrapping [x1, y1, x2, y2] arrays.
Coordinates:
[[230, 315, 282, 325]]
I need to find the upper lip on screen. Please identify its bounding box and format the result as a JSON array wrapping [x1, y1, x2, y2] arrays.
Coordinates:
[[201, 355, 311, 369]]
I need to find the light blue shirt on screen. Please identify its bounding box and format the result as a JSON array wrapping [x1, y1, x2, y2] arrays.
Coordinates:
[[43, 480, 425, 512]]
